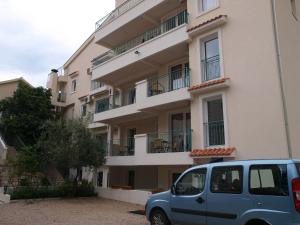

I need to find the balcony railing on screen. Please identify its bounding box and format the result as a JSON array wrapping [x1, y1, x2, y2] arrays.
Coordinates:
[[91, 80, 103, 90], [57, 92, 66, 103], [109, 138, 135, 156], [92, 10, 188, 67], [201, 55, 220, 82], [204, 121, 225, 147], [95, 0, 144, 30], [95, 90, 136, 114], [148, 129, 192, 153], [148, 68, 190, 97]]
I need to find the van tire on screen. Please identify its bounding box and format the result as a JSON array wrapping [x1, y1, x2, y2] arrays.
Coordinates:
[[246, 219, 270, 225], [150, 209, 170, 225]]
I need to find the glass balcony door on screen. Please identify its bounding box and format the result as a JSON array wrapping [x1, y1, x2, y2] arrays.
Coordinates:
[[171, 112, 191, 152], [204, 98, 225, 147], [202, 36, 220, 81]]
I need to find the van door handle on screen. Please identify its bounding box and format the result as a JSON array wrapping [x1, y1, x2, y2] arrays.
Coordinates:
[[196, 197, 205, 204]]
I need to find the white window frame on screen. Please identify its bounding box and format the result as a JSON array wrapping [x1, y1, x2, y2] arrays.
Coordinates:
[[198, 29, 224, 83], [198, 0, 219, 16], [71, 79, 77, 93], [201, 92, 228, 148]]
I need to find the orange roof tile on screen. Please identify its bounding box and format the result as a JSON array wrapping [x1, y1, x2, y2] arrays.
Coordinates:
[[190, 147, 236, 157], [188, 77, 230, 92], [187, 15, 228, 33]]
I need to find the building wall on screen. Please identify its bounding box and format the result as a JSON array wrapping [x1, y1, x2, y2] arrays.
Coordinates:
[[63, 37, 108, 119], [188, 0, 289, 159], [0, 81, 19, 101], [274, 0, 300, 158]]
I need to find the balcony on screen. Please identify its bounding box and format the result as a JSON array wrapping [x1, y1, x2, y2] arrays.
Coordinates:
[[51, 91, 67, 107], [148, 129, 192, 153], [92, 10, 189, 84], [106, 132, 193, 166], [95, 0, 185, 47], [136, 68, 191, 111], [204, 120, 225, 147], [109, 138, 135, 156], [90, 80, 109, 96], [94, 91, 141, 123]]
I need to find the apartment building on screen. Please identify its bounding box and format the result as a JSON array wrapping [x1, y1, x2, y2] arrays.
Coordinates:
[[48, 0, 300, 205]]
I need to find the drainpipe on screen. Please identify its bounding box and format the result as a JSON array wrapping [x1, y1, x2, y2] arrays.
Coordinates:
[[270, 0, 293, 158]]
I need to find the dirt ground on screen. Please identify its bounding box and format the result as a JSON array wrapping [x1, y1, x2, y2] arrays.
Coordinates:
[[0, 198, 149, 225]]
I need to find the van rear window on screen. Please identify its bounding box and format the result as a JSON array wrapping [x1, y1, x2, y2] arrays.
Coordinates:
[[249, 164, 289, 196]]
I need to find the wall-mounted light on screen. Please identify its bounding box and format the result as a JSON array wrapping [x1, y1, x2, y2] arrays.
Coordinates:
[[134, 50, 140, 55]]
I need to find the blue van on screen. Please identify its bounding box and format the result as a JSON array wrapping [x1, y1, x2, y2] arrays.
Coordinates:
[[145, 160, 300, 225]]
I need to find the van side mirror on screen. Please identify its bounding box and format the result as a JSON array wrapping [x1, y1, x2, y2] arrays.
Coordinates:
[[171, 184, 176, 195]]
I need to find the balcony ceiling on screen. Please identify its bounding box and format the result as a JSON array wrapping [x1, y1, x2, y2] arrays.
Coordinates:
[[98, 0, 186, 48], [98, 42, 189, 86]]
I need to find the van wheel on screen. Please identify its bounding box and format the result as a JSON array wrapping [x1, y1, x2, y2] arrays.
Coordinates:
[[150, 209, 170, 225]]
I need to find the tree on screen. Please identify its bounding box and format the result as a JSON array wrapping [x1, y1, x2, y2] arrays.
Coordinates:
[[0, 81, 54, 146], [38, 119, 106, 181]]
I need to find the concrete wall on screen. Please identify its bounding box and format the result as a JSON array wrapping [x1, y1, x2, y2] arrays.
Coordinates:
[[96, 187, 151, 205], [188, 0, 289, 159], [274, 0, 300, 158], [0, 81, 19, 101]]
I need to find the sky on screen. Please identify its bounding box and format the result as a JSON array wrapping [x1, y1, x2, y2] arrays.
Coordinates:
[[0, 0, 115, 87]]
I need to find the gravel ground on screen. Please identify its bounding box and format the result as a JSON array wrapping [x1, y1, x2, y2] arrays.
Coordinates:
[[0, 198, 149, 225]]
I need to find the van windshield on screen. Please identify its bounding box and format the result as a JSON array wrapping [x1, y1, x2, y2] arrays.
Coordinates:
[[296, 163, 300, 176]]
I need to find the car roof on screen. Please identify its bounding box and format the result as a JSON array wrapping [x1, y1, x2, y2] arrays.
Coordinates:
[[190, 159, 300, 170]]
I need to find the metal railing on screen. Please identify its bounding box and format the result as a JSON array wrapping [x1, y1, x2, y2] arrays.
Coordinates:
[[95, 0, 144, 30], [109, 138, 135, 156], [92, 10, 188, 67], [91, 80, 103, 91], [148, 129, 192, 153], [57, 92, 66, 103], [95, 97, 110, 113], [204, 121, 225, 147], [94, 90, 136, 114], [201, 55, 220, 82], [148, 68, 190, 97], [57, 67, 65, 76]]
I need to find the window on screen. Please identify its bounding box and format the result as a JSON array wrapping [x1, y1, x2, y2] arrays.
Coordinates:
[[97, 172, 103, 187], [204, 97, 225, 147], [249, 164, 289, 196], [175, 168, 207, 195], [211, 166, 243, 194], [291, 0, 298, 20], [201, 35, 220, 81], [199, 0, 218, 13], [80, 104, 87, 117], [71, 79, 77, 92]]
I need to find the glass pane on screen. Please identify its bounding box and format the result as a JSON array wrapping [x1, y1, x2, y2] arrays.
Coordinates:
[[205, 38, 219, 59], [249, 164, 289, 196], [207, 99, 223, 122], [176, 169, 207, 195], [170, 65, 183, 90], [211, 166, 243, 194], [202, 0, 218, 12]]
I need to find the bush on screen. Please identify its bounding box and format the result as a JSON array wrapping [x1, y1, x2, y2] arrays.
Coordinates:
[[7, 182, 96, 200]]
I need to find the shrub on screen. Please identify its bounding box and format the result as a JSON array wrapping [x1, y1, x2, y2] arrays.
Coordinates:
[[7, 181, 96, 200]]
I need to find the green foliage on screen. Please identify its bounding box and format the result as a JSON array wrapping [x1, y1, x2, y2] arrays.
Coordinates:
[[38, 119, 106, 178], [0, 81, 54, 146], [7, 145, 46, 186], [7, 182, 96, 200]]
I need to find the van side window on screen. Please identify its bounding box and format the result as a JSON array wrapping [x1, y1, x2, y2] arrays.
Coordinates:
[[175, 168, 207, 196], [249, 164, 289, 196], [210, 166, 243, 194]]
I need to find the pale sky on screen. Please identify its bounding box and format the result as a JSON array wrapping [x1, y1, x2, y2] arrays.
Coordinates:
[[0, 0, 115, 87]]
